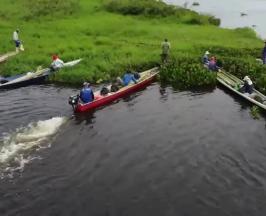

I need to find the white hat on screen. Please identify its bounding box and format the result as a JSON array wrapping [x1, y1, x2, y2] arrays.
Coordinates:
[[83, 82, 90, 86], [243, 76, 249, 81], [205, 51, 210, 55]]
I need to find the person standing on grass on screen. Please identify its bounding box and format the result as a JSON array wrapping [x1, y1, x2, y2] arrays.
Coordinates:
[[161, 38, 171, 64], [262, 40, 266, 64], [13, 29, 23, 52]]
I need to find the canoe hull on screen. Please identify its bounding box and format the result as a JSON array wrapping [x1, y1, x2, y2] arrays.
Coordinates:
[[217, 71, 266, 110], [0, 59, 81, 90], [74, 69, 158, 113], [0, 74, 48, 90]]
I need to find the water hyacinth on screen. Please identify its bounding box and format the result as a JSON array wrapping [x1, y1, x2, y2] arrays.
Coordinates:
[[160, 57, 216, 89]]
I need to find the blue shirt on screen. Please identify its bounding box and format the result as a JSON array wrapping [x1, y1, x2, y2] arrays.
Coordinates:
[[80, 87, 94, 103], [122, 73, 137, 86]]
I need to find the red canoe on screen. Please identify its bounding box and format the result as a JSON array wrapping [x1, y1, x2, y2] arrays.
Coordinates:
[[69, 68, 159, 113]]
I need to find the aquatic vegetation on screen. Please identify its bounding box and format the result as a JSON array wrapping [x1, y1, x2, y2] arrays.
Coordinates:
[[250, 106, 260, 119], [160, 57, 217, 88]]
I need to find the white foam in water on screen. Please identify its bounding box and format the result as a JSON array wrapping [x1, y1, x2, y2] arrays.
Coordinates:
[[0, 117, 67, 165]]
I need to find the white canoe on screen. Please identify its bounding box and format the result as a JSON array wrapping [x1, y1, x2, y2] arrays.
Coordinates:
[[217, 71, 266, 110]]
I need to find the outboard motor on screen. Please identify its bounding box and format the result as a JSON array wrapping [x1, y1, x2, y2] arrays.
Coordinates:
[[68, 95, 79, 110]]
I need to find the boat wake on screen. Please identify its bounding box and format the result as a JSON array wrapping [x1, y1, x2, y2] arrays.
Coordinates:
[[0, 117, 67, 178]]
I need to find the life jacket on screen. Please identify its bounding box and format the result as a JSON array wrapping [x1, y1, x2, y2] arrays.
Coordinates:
[[80, 87, 94, 103]]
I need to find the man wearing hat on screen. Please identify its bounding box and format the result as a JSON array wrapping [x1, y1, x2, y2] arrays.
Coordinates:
[[79, 82, 94, 103], [242, 76, 254, 94], [262, 40, 266, 64]]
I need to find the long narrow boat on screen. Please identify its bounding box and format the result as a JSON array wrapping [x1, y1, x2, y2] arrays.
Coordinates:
[[0, 59, 82, 89], [0, 51, 18, 64], [217, 70, 266, 110], [69, 68, 159, 113]]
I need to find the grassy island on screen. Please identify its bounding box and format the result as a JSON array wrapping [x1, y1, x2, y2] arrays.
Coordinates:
[[0, 0, 265, 92]]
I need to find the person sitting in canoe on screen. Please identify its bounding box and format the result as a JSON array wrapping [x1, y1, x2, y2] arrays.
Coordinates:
[[111, 70, 139, 92], [50, 54, 64, 71], [79, 82, 94, 103], [202, 51, 210, 65], [241, 76, 254, 94], [208, 56, 220, 72], [122, 70, 138, 86]]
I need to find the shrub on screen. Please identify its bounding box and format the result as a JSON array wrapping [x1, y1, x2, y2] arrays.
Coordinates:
[[103, 0, 220, 26], [160, 57, 217, 89], [24, 0, 80, 19]]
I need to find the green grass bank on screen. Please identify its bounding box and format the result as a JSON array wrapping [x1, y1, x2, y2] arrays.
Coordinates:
[[0, 0, 265, 90]]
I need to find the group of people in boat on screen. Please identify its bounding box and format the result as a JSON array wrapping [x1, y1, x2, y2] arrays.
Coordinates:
[[202, 50, 254, 94], [202, 51, 221, 72], [79, 70, 141, 104]]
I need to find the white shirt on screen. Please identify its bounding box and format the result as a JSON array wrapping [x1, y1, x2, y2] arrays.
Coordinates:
[[243, 76, 253, 85], [51, 59, 64, 69], [13, 31, 19, 41]]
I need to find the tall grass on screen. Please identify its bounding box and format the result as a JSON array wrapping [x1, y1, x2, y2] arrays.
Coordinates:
[[24, 0, 80, 20]]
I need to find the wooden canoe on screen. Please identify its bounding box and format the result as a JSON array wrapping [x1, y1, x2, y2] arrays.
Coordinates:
[[0, 59, 82, 89], [217, 70, 266, 110], [71, 67, 159, 113]]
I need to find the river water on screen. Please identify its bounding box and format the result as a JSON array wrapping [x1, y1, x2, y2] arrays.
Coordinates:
[[1, 83, 266, 216], [165, 0, 266, 38]]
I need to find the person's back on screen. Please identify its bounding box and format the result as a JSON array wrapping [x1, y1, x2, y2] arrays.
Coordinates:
[[161, 41, 170, 55], [13, 29, 21, 52], [161, 39, 171, 64], [51, 55, 64, 70], [80, 85, 94, 103], [53, 59, 64, 68], [123, 72, 137, 86], [13, 31, 19, 41], [243, 76, 253, 94]]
